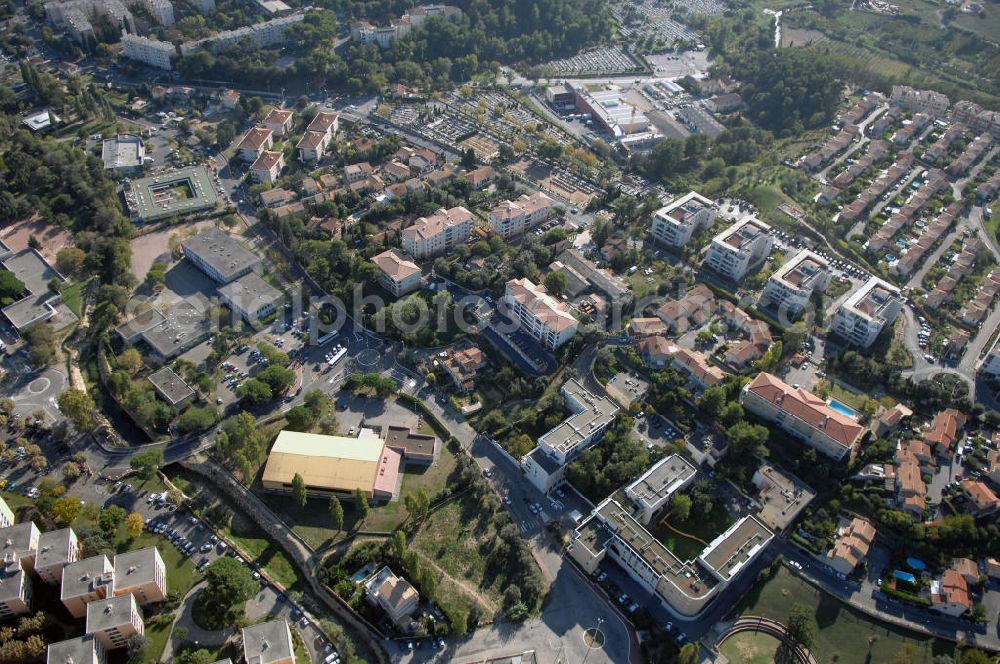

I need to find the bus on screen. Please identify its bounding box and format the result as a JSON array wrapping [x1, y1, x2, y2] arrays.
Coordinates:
[[316, 331, 339, 347]]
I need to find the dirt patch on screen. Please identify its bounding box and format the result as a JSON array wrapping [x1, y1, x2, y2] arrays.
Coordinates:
[[781, 28, 828, 48], [1, 217, 73, 264], [130, 220, 215, 279]]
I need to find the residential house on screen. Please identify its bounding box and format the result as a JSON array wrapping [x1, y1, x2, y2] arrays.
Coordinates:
[[924, 408, 967, 455], [259, 187, 294, 208], [241, 619, 295, 664], [670, 346, 726, 390], [825, 517, 876, 576], [875, 403, 913, 437], [963, 481, 1000, 517], [950, 558, 980, 586], [344, 162, 374, 183], [627, 317, 668, 337], [638, 335, 672, 368], [464, 165, 496, 190], [363, 566, 419, 625], [930, 567, 971, 617], [441, 346, 486, 393], [383, 160, 411, 182]]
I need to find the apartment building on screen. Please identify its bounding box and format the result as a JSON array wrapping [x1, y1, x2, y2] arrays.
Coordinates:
[[703, 218, 773, 282], [760, 249, 830, 316], [86, 593, 143, 650], [650, 191, 716, 248], [236, 127, 274, 163], [61, 555, 114, 618], [351, 4, 461, 48], [250, 150, 285, 184], [263, 108, 294, 137], [372, 250, 422, 298], [502, 277, 578, 351], [120, 33, 175, 70], [740, 372, 864, 461], [242, 619, 295, 664], [824, 517, 876, 576], [890, 85, 950, 117], [188, 0, 213, 12], [344, 162, 374, 183], [488, 192, 554, 238], [831, 277, 902, 348], [218, 273, 284, 322], [45, 0, 135, 43], [623, 454, 697, 525], [181, 12, 304, 54], [181, 227, 261, 284], [0, 522, 41, 572], [522, 379, 618, 492], [363, 566, 419, 625], [0, 567, 31, 618], [0, 496, 13, 529], [112, 547, 166, 605], [402, 206, 474, 259], [46, 636, 107, 664], [35, 527, 79, 584]]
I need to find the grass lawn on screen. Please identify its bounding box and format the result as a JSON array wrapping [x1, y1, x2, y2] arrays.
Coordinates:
[[719, 632, 783, 664], [116, 530, 201, 597], [59, 277, 90, 317], [733, 568, 955, 663], [140, 614, 176, 664], [409, 495, 512, 620], [651, 503, 734, 561], [217, 512, 302, 593], [816, 380, 867, 411]]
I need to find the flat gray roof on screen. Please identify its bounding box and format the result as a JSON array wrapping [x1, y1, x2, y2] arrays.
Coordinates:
[[0, 567, 26, 603], [2, 248, 63, 296], [0, 522, 38, 559], [148, 367, 196, 406], [86, 593, 138, 633], [115, 307, 166, 341], [242, 619, 294, 664], [102, 134, 144, 169], [61, 554, 113, 600], [182, 227, 260, 283], [218, 272, 283, 313], [625, 454, 697, 511], [140, 299, 212, 359], [46, 636, 103, 664], [2, 293, 57, 331], [699, 516, 773, 581], [113, 546, 162, 589], [126, 166, 217, 222], [538, 379, 619, 458], [36, 527, 76, 570]]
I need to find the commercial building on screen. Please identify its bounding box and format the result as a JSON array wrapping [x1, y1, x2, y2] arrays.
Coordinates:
[[363, 566, 419, 625], [890, 85, 950, 117], [127, 298, 212, 361], [236, 127, 274, 163], [521, 379, 618, 492], [760, 249, 830, 316], [101, 134, 145, 173], [0, 248, 68, 333], [86, 593, 143, 650], [488, 192, 554, 238], [623, 454, 697, 525], [121, 33, 174, 69], [740, 372, 864, 461], [61, 555, 114, 618], [372, 249, 422, 298], [830, 277, 902, 348], [568, 497, 772, 619], [402, 206, 474, 258], [35, 527, 80, 584], [261, 429, 400, 502], [242, 619, 295, 664], [181, 227, 261, 284], [250, 150, 285, 184], [147, 367, 196, 410], [46, 636, 107, 664], [123, 166, 218, 223], [263, 108, 294, 137], [824, 516, 875, 576], [650, 191, 716, 248], [218, 272, 283, 323], [703, 218, 773, 282], [383, 426, 437, 466], [112, 547, 166, 605], [573, 87, 654, 139], [502, 277, 578, 351]]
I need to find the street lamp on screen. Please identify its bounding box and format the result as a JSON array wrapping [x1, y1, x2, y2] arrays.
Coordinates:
[[581, 617, 605, 664]]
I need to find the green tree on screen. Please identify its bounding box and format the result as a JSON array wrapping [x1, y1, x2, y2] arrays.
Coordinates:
[[51, 496, 82, 526], [57, 389, 97, 432], [292, 472, 307, 507], [354, 489, 369, 525], [237, 378, 272, 405], [543, 270, 567, 296], [126, 633, 150, 663], [201, 557, 258, 614], [118, 348, 143, 375], [786, 603, 815, 650], [461, 147, 477, 169], [671, 494, 692, 521], [98, 505, 127, 537], [24, 323, 57, 366], [130, 448, 165, 480], [285, 405, 317, 431], [56, 247, 86, 276], [678, 643, 699, 664], [699, 385, 726, 417], [329, 496, 344, 531], [0, 271, 25, 304]]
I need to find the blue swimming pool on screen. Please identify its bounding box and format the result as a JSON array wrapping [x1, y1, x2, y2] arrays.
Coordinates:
[[827, 399, 858, 419]]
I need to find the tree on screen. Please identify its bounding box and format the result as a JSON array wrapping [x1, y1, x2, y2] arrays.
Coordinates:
[[543, 270, 567, 296], [461, 147, 477, 169], [960, 650, 994, 664], [786, 603, 815, 650], [145, 261, 167, 291], [258, 365, 296, 393], [177, 406, 219, 433], [725, 421, 770, 458], [237, 378, 272, 405], [62, 461, 82, 480], [51, 496, 82, 526], [292, 472, 307, 507], [202, 557, 258, 612], [56, 248, 86, 276], [698, 385, 726, 417], [176, 649, 215, 664], [24, 323, 57, 366], [124, 512, 145, 535], [98, 505, 127, 536], [126, 634, 150, 663], [354, 488, 369, 525], [285, 405, 317, 432], [329, 496, 344, 531], [130, 448, 165, 480], [118, 348, 143, 375], [58, 389, 97, 432], [671, 494, 692, 521], [678, 643, 699, 664], [0, 270, 25, 304], [449, 608, 468, 635]]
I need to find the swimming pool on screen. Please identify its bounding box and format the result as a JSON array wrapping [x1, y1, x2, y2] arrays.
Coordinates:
[[827, 399, 858, 419]]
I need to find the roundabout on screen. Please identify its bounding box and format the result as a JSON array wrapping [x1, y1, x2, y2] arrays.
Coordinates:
[[583, 627, 606, 649], [27, 377, 50, 395], [355, 348, 381, 368]]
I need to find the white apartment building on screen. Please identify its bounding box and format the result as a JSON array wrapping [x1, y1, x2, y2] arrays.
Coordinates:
[[297, 111, 338, 162], [624, 454, 697, 525], [188, 0, 213, 13], [120, 33, 175, 70], [522, 379, 619, 492], [86, 593, 144, 651], [761, 249, 831, 316], [372, 250, 422, 298], [350, 4, 461, 48], [703, 218, 773, 282], [250, 150, 284, 184], [488, 192, 554, 238], [502, 277, 578, 351], [236, 127, 274, 163], [35, 527, 80, 584], [45, 0, 135, 43], [402, 206, 474, 259], [890, 85, 950, 117], [263, 108, 294, 137], [650, 191, 716, 248], [182, 12, 304, 54], [0, 496, 13, 529], [830, 276, 902, 348], [132, 0, 173, 26], [980, 337, 1000, 380], [740, 372, 864, 461]]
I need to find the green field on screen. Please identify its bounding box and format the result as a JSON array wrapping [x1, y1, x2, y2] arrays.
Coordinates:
[[651, 503, 735, 562], [733, 568, 955, 663], [719, 632, 784, 664]]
